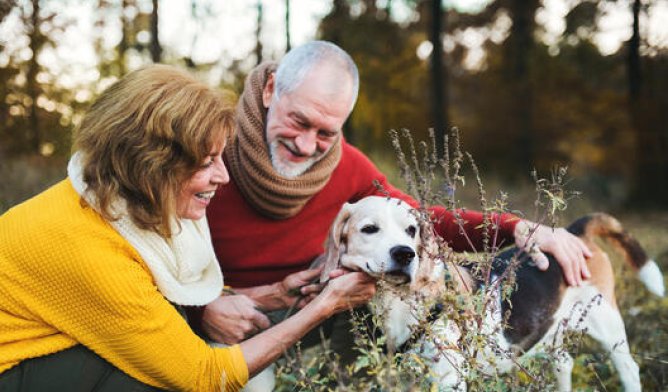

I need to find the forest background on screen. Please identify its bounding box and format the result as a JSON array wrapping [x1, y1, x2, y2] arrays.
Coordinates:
[[0, 0, 667, 388], [1, 0, 667, 213]]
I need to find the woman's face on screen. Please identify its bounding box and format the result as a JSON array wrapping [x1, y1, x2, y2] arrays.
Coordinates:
[[176, 145, 229, 220]]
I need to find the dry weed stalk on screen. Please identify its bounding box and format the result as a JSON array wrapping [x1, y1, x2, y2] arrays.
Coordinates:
[[276, 128, 592, 391]]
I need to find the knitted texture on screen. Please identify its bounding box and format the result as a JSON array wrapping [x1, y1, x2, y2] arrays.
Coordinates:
[[67, 152, 223, 306], [0, 180, 248, 391], [225, 62, 342, 219]]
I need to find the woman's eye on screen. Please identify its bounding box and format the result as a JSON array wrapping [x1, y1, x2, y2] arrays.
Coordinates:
[[361, 224, 380, 234], [406, 225, 417, 238]]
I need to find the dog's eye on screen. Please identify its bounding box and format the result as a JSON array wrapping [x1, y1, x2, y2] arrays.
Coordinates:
[[406, 225, 417, 238], [361, 224, 380, 234]]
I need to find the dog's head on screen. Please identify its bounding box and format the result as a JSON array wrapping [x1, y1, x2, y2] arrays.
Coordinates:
[[320, 196, 424, 285]]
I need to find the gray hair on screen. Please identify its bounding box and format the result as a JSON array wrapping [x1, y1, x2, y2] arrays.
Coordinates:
[[274, 41, 359, 112]]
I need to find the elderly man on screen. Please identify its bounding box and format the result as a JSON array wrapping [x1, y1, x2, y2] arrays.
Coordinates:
[[189, 40, 592, 345]]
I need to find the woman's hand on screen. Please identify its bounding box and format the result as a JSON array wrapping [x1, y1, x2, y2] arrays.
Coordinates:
[[314, 269, 377, 317], [202, 294, 271, 344], [238, 268, 375, 377]]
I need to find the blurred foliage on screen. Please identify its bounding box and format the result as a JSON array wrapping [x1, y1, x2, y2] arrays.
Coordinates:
[[0, 1, 666, 389], [1, 0, 667, 209]]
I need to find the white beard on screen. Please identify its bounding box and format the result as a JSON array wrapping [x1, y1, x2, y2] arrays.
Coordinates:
[[269, 139, 322, 178]]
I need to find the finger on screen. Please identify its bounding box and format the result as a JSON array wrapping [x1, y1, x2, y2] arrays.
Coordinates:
[[533, 251, 550, 271], [568, 244, 590, 281], [581, 254, 591, 279], [297, 267, 324, 281], [350, 284, 376, 305], [210, 333, 227, 345], [340, 271, 375, 283], [580, 256, 591, 280], [250, 311, 271, 330], [239, 320, 257, 338], [570, 252, 582, 286], [574, 240, 592, 279], [557, 249, 577, 287], [300, 283, 324, 296], [236, 295, 258, 309], [328, 268, 349, 279], [573, 235, 593, 258], [567, 242, 589, 282], [202, 325, 224, 344]]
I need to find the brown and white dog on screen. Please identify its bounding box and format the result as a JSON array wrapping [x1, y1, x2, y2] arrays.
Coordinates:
[[319, 196, 665, 391]]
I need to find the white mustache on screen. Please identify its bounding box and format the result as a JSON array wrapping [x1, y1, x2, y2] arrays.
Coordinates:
[[277, 138, 324, 159]]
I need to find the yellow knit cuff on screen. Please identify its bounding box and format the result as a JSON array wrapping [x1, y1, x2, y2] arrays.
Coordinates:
[[219, 344, 249, 391]]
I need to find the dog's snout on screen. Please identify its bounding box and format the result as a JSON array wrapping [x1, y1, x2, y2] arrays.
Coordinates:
[[390, 245, 416, 266]]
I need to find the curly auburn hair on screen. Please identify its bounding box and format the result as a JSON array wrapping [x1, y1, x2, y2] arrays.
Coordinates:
[[73, 64, 236, 237]]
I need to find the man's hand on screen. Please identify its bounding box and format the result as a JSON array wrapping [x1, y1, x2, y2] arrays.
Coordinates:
[[275, 266, 325, 308], [514, 220, 593, 286], [233, 267, 325, 312], [201, 294, 271, 345]]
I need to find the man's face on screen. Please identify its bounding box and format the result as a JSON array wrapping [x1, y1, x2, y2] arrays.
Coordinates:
[[263, 66, 353, 178]]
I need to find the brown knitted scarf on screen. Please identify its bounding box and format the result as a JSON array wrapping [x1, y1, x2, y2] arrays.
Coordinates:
[[225, 62, 342, 219]]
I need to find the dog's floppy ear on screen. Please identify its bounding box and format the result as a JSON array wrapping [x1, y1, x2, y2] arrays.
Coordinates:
[[319, 202, 354, 283]]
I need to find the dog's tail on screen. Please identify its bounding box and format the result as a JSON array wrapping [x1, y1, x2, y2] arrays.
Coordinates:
[[568, 213, 665, 297]]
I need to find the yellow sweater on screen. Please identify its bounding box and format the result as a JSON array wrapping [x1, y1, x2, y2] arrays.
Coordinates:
[[0, 180, 248, 391]]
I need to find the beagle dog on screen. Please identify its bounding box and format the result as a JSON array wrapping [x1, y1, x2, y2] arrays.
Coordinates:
[[320, 196, 665, 391]]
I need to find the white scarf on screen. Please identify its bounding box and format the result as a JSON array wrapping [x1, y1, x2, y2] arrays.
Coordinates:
[[67, 152, 223, 306]]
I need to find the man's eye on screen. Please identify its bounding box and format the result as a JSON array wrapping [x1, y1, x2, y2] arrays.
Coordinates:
[[318, 130, 337, 138], [361, 224, 380, 234], [295, 120, 308, 129], [406, 225, 417, 238]]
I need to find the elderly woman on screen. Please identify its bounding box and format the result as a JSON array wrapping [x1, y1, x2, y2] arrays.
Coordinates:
[[0, 65, 376, 391]]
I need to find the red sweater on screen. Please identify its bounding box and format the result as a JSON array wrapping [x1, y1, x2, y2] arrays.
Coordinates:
[[206, 141, 518, 289]]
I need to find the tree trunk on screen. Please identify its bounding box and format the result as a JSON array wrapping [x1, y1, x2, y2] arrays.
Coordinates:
[[255, 1, 263, 65], [27, 0, 41, 153], [429, 0, 447, 158], [628, 0, 641, 99], [628, 0, 667, 205], [118, 0, 130, 75], [0, 0, 16, 24], [505, 0, 538, 175], [150, 0, 162, 63], [285, 0, 291, 52]]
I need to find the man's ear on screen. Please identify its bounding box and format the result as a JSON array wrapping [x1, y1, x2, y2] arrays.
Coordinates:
[[319, 203, 354, 283], [262, 73, 275, 109]]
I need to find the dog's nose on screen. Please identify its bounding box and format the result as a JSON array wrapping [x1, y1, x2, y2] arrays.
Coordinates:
[[390, 245, 416, 266]]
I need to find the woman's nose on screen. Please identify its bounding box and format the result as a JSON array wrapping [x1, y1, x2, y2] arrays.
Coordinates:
[[212, 160, 230, 185]]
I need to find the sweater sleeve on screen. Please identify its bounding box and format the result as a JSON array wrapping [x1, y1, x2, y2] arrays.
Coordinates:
[[344, 144, 519, 251], [4, 209, 248, 391]]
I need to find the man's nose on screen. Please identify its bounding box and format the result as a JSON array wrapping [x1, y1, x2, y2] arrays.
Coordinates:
[[294, 130, 317, 157]]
